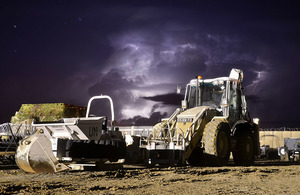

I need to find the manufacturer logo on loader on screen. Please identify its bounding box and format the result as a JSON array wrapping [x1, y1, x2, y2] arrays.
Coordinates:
[[89, 126, 99, 137]]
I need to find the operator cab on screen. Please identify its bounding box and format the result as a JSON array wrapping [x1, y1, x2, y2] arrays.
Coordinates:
[[181, 69, 249, 125], [187, 79, 226, 110]]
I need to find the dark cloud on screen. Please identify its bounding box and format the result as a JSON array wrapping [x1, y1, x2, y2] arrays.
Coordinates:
[[143, 93, 184, 106], [119, 112, 168, 126], [246, 95, 264, 104], [0, 1, 299, 127]]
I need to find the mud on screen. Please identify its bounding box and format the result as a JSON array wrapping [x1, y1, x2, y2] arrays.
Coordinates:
[[1, 161, 300, 194]]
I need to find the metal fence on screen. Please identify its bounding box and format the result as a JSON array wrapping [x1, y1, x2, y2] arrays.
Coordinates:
[[0, 123, 34, 154], [260, 127, 300, 131], [0, 123, 33, 137]]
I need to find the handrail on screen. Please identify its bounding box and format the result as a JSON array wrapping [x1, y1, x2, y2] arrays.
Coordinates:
[[166, 108, 181, 141], [85, 95, 115, 125]]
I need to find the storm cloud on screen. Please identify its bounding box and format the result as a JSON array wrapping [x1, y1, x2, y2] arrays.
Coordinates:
[[143, 93, 184, 106], [81, 8, 273, 124], [0, 1, 299, 127]]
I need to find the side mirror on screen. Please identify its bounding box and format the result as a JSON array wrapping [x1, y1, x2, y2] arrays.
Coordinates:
[[177, 84, 181, 94], [181, 100, 187, 109]]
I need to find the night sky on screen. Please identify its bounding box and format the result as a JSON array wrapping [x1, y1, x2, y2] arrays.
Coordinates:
[[1, 1, 300, 127]]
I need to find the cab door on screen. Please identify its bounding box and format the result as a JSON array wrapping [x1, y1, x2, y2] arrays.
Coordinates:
[[228, 81, 242, 124]]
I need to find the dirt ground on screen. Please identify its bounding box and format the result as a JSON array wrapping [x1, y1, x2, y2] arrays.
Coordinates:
[[1, 161, 300, 194]]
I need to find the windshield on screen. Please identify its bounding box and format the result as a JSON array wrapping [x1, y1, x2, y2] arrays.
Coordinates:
[[188, 81, 225, 109]]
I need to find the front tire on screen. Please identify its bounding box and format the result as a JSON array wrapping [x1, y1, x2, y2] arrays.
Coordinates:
[[202, 119, 230, 166]]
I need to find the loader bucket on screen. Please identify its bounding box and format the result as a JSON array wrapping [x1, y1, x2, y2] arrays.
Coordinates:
[[15, 129, 69, 173]]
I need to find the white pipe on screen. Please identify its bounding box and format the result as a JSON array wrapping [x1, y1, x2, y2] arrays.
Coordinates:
[[85, 95, 115, 123]]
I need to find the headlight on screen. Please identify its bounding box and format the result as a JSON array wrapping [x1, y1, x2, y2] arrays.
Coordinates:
[[278, 147, 285, 156]]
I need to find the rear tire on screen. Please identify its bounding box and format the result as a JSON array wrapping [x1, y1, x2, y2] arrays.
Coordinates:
[[202, 119, 230, 166], [233, 131, 255, 165]]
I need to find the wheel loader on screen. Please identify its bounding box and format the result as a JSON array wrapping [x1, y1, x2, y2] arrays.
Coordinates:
[[15, 95, 126, 173], [141, 68, 260, 166]]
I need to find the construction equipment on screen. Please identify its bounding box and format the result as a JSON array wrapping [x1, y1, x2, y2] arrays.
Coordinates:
[[0, 103, 86, 165], [15, 95, 126, 173], [260, 145, 270, 159], [140, 68, 260, 166], [278, 138, 300, 161]]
